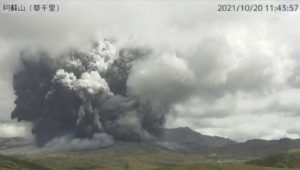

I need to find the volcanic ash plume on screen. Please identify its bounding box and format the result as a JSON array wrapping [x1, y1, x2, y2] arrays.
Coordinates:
[[11, 39, 196, 149], [10, 40, 148, 148]]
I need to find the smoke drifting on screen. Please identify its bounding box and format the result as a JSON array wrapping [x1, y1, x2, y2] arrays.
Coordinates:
[[11, 39, 193, 148]]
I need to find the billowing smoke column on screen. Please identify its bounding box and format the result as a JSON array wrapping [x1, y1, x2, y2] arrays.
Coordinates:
[[11, 39, 157, 148], [11, 39, 195, 149]]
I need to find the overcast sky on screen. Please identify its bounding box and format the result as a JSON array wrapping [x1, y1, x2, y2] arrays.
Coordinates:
[[1, 1, 300, 142]]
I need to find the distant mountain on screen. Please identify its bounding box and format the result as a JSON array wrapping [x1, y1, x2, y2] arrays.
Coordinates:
[[158, 127, 236, 153], [2, 128, 300, 160], [1, 131, 300, 169], [247, 150, 300, 168], [160, 127, 236, 147], [214, 138, 300, 157], [158, 127, 300, 158], [0, 137, 33, 150]]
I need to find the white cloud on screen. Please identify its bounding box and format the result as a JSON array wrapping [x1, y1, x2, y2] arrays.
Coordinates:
[[0, 122, 32, 138]]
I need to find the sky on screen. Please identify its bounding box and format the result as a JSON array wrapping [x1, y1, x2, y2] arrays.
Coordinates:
[[1, 0, 300, 142]]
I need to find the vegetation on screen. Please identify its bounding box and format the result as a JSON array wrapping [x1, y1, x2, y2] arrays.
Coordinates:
[[215, 138, 300, 157], [24, 142, 205, 170], [0, 154, 50, 170], [154, 162, 295, 170], [1, 136, 300, 170], [15, 142, 295, 170], [247, 150, 300, 168]]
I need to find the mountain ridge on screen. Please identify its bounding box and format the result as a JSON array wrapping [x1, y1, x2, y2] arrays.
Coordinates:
[[1, 127, 300, 158]]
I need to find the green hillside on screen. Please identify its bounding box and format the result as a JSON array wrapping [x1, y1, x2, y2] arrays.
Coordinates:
[[25, 142, 205, 170], [247, 150, 300, 168], [215, 138, 300, 157], [0, 154, 50, 170], [2, 140, 300, 170], [154, 162, 295, 170], [16, 142, 295, 170]]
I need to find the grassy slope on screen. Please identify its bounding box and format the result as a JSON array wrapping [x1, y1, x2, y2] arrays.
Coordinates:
[[18, 142, 295, 170], [154, 162, 295, 170], [26, 142, 204, 170], [0, 154, 50, 170], [247, 150, 300, 168], [214, 138, 300, 158]]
